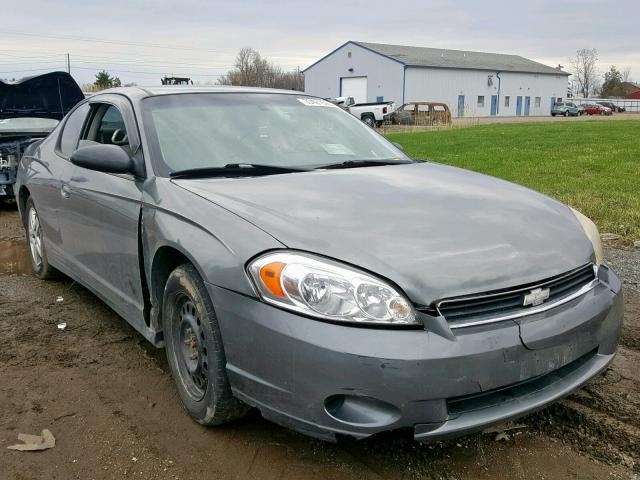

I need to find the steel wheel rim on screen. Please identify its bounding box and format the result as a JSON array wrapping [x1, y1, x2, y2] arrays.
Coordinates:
[[28, 207, 43, 269], [173, 297, 208, 401]]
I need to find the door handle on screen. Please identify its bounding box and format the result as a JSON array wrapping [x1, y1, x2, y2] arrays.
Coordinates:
[[60, 184, 71, 199]]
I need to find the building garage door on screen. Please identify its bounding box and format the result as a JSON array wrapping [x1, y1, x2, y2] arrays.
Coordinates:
[[341, 77, 367, 103]]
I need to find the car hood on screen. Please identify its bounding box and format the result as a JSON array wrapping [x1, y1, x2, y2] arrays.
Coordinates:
[[174, 162, 594, 305], [0, 71, 84, 121]]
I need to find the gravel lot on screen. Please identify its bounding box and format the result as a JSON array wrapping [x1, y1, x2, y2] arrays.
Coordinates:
[[1, 205, 639, 479]]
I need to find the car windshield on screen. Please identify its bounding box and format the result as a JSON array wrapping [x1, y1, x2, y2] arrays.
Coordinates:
[[141, 93, 407, 176], [0, 117, 59, 134]]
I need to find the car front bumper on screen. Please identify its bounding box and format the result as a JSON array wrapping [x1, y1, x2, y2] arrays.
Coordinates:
[[207, 266, 623, 442]]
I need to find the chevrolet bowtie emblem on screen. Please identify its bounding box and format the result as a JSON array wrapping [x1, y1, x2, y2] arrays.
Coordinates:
[[523, 287, 550, 307]]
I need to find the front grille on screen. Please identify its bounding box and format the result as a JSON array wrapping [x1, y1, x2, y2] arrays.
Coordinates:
[[434, 264, 596, 326]]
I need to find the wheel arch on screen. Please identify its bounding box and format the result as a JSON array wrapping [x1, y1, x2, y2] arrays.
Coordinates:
[[148, 243, 209, 339], [18, 185, 31, 226]]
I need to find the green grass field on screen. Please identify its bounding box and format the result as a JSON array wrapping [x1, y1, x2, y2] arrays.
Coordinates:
[[386, 120, 640, 242]]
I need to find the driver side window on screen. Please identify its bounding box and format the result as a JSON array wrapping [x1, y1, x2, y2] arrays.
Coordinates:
[[81, 104, 131, 154]]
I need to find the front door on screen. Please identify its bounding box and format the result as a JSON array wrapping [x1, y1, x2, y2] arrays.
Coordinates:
[[524, 96, 531, 116], [490, 95, 498, 116], [550, 97, 556, 115], [516, 96, 523, 116], [457, 95, 465, 117], [58, 96, 146, 326]]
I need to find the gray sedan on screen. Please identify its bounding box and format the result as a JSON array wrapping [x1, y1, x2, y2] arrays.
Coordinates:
[[15, 87, 622, 442]]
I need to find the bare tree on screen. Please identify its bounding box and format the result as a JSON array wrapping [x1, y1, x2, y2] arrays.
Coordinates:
[[622, 67, 632, 83], [569, 48, 599, 98], [218, 47, 304, 91]]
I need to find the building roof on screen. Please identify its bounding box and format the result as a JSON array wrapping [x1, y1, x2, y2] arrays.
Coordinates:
[[622, 82, 640, 95], [305, 41, 570, 76]]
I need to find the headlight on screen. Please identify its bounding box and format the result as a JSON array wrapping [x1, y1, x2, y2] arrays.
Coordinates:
[[570, 207, 604, 266], [248, 252, 418, 326]]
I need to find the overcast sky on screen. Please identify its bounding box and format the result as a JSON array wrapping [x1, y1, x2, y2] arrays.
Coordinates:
[[2, 0, 638, 87]]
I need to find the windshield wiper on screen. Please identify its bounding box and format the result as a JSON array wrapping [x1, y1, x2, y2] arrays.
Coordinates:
[[315, 159, 413, 170], [169, 163, 309, 179]]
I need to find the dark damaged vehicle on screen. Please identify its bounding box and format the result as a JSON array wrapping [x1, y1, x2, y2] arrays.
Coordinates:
[[15, 87, 623, 442], [0, 72, 84, 202]]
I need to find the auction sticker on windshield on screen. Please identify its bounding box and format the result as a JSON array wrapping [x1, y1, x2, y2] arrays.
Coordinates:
[[297, 98, 337, 107]]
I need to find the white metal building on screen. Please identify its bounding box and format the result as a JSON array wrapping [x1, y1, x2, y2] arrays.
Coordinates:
[[303, 41, 570, 117]]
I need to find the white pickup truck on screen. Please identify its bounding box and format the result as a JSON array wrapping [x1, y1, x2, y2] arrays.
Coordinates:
[[331, 96, 396, 128]]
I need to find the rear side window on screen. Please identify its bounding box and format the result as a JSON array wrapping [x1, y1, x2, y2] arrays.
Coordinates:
[[59, 103, 90, 157]]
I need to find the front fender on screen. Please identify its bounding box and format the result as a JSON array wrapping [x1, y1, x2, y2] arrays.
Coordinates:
[[142, 177, 284, 299]]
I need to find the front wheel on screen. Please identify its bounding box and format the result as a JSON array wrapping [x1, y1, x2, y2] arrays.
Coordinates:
[[163, 263, 249, 426], [564, 111, 569, 117], [25, 197, 58, 279]]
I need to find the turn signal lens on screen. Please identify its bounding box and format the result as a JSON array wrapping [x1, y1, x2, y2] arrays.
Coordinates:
[[259, 262, 286, 297], [248, 252, 418, 326]]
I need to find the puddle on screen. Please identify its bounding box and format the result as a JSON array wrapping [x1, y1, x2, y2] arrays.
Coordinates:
[[0, 239, 32, 274]]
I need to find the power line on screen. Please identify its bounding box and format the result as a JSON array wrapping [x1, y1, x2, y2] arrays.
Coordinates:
[[0, 30, 223, 53], [71, 66, 224, 77], [0, 37, 318, 61], [0, 66, 66, 74]]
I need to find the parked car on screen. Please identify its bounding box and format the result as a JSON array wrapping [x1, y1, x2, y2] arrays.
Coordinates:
[[597, 101, 625, 113], [551, 101, 580, 117], [387, 102, 452, 125], [583, 103, 612, 116], [15, 87, 622, 443], [332, 96, 395, 127], [0, 72, 84, 203], [572, 102, 586, 115]]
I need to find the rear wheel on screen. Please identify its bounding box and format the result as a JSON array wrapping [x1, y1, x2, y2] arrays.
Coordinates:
[[564, 111, 569, 117], [162, 263, 249, 426], [25, 197, 58, 280]]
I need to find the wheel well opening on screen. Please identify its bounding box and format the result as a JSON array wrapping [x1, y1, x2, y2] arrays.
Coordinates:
[[18, 186, 30, 225], [150, 247, 191, 332]]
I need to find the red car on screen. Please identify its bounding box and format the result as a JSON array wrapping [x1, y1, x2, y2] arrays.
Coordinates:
[[583, 103, 612, 116]]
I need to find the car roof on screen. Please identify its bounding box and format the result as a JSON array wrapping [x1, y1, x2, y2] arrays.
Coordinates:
[[90, 85, 309, 103]]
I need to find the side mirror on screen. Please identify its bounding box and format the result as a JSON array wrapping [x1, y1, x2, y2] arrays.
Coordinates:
[[392, 142, 405, 152], [70, 144, 133, 174]]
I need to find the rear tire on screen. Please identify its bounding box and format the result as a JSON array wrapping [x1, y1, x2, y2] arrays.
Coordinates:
[[564, 111, 569, 117], [162, 263, 250, 426], [25, 197, 59, 280]]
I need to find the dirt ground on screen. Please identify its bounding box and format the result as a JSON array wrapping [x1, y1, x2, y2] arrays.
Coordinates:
[[1, 203, 639, 480]]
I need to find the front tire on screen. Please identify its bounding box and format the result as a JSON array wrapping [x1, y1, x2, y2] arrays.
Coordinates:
[[162, 263, 249, 426], [25, 197, 58, 280]]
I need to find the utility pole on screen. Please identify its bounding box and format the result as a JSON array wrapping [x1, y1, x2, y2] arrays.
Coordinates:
[[66, 53, 70, 74]]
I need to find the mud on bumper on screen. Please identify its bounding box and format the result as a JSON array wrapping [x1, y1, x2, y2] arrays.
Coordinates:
[[207, 266, 623, 442]]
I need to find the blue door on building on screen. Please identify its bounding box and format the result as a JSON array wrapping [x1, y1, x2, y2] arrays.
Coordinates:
[[457, 95, 465, 117], [516, 96, 523, 116], [524, 96, 531, 116], [490, 95, 498, 116], [550, 97, 556, 114]]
